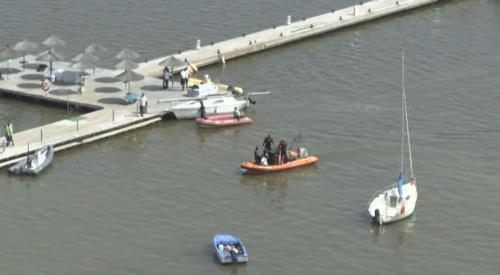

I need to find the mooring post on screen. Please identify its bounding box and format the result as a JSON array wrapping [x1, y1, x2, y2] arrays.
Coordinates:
[[112, 108, 115, 123], [196, 39, 201, 49], [40, 129, 43, 142], [76, 119, 79, 132], [287, 15, 291, 25]]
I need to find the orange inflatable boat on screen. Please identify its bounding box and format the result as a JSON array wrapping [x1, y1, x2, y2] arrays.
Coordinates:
[[196, 113, 252, 128], [240, 155, 319, 173]]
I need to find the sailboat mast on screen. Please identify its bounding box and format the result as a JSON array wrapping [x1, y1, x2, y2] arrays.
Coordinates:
[[401, 51, 405, 174], [402, 51, 414, 178]]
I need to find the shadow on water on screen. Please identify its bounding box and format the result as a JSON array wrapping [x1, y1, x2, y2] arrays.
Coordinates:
[[368, 214, 417, 253], [212, 254, 247, 275], [239, 165, 319, 209]]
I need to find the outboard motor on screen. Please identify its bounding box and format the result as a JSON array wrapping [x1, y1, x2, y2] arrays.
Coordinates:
[[248, 97, 256, 105]]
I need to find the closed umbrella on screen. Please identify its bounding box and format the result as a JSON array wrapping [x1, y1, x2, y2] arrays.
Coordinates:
[[0, 45, 20, 79], [36, 48, 64, 75], [115, 69, 144, 93], [42, 35, 66, 48], [13, 39, 38, 68], [115, 48, 140, 60]]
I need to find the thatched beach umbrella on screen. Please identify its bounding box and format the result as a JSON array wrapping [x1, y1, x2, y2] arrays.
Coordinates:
[[0, 45, 20, 79], [42, 35, 66, 48], [114, 69, 144, 93], [158, 55, 186, 73], [13, 39, 38, 68], [114, 59, 139, 71], [115, 48, 140, 60], [36, 48, 64, 74], [84, 43, 109, 55], [71, 59, 94, 85]]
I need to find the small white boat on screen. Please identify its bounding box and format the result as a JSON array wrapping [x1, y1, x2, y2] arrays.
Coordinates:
[[171, 96, 249, 120], [8, 145, 54, 176], [368, 52, 418, 225], [212, 234, 248, 264]]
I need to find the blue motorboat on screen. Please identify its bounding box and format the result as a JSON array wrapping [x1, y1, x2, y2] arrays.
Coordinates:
[[212, 234, 248, 264]]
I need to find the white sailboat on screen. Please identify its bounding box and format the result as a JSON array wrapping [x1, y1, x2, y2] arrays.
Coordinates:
[[368, 52, 418, 225]]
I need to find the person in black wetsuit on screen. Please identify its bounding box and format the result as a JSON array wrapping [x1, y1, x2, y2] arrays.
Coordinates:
[[254, 146, 262, 164], [262, 134, 274, 152], [278, 139, 288, 164], [199, 100, 206, 119]]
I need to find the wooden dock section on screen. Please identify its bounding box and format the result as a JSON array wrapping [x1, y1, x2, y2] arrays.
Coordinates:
[[0, 0, 438, 168], [137, 0, 438, 77]]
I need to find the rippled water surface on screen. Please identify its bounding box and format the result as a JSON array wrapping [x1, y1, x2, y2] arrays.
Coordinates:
[[1, 0, 499, 274]]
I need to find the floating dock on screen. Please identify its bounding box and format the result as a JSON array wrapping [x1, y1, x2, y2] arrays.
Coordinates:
[[0, 0, 438, 168]]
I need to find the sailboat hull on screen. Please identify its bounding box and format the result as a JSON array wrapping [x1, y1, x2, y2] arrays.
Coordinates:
[[368, 180, 417, 225]]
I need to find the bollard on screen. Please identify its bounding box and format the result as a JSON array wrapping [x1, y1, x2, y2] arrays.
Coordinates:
[[40, 129, 43, 142], [354, 5, 357, 16], [112, 109, 115, 122], [196, 39, 201, 49], [286, 15, 291, 25], [76, 119, 79, 132]]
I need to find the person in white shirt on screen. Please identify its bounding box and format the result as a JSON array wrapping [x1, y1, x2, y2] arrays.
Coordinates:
[[139, 93, 147, 117], [233, 107, 242, 121], [260, 154, 268, 166], [180, 68, 189, 90]]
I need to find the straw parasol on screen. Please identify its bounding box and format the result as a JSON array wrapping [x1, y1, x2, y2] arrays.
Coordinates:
[[42, 35, 66, 48], [0, 45, 20, 79], [36, 48, 64, 74], [13, 39, 38, 68], [115, 48, 140, 60], [114, 59, 139, 71], [158, 55, 186, 73], [84, 43, 109, 55], [114, 69, 144, 93]]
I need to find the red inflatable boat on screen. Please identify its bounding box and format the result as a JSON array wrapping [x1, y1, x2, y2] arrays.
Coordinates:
[[196, 113, 252, 128]]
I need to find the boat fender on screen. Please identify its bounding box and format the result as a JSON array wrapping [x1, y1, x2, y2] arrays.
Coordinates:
[[400, 204, 405, 214], [41, 81, 50, 92]]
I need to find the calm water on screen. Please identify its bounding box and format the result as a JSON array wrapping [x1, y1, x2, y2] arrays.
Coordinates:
[[1, 0, 499, 274]]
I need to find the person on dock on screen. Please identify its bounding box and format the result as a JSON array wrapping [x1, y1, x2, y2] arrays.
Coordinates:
[[263, 134, 274, 152], [199, 100, 207, 119], [4, 122, 14, 147], [139, 93, 147, 117], [162, 67, 170, 90], [180, 68, 189, 90], [233, 107, 242, 121]]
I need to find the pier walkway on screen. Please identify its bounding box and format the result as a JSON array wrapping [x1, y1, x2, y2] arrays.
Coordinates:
[[138, 0, 438, 77], [0, 0, 438, 168]]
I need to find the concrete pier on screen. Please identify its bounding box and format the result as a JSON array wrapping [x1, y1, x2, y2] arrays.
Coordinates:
[[0, 0, 438, 167], [137, 0, 438, 77]]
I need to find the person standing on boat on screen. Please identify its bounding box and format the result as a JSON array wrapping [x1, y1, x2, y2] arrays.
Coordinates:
[[139, 93, 147, 117], [254, 146, 262, 164], [278, 139, 288, 164], [233, 107, 242, 121], [263, 134, 274, 152], [199, 100, 207, 119], [162, 67, 170, 90], [4, 122, 14, 147]]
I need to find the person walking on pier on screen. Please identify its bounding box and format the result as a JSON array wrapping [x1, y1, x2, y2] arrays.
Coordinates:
[[162, 67, 170, 90], [139, 93, 147, 117], [4, 122, 14, 147]]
